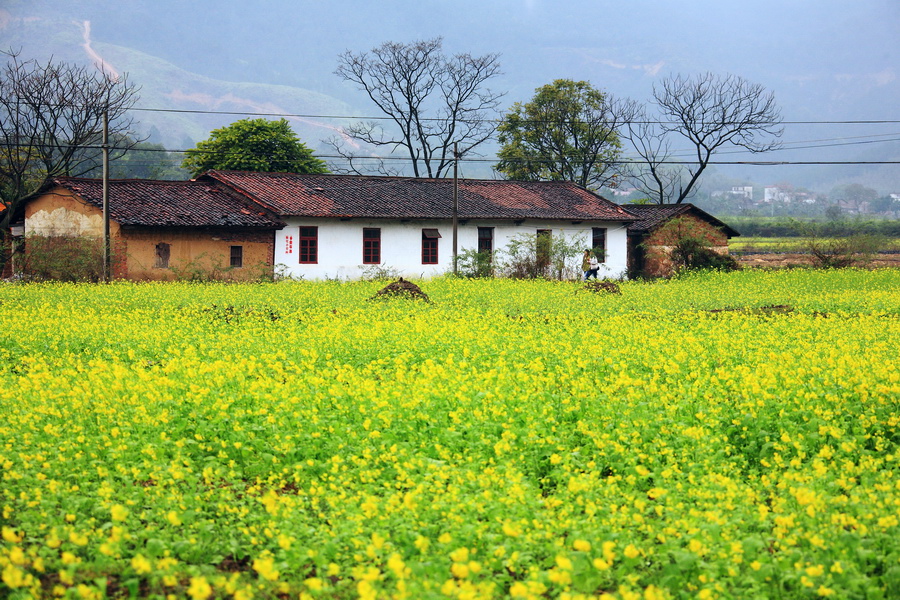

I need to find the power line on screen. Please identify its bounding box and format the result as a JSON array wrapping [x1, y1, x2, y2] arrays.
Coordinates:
[[57, 142, 900, 167], [129, 105, 900, 126]]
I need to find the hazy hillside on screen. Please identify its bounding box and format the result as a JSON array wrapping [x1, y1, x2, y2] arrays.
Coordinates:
[[0, 9, 357, 152], [2, 0, 898, 192]]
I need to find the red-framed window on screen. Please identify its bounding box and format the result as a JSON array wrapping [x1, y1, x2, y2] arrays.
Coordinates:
[[422, 228, 440, 264], [477, 227, 493, 254], [298, 226, 318, 264], [363, 228, 381, 264]]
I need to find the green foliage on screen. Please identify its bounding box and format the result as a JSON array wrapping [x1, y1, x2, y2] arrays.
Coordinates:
[[181, 118, 329, 178], [358, 263, 402, 281], [495, 80, 622, 189], [21, 235, 108, 282], [169, 253, 273, 282], [791, 220, 885, 268], [725, 217, 900, 238], [82, 136, 188, 180], [455, 249, 495, 278], [498, 231, 586, 280], [652, 217, 740, 274], [670, 237, 741, 272]]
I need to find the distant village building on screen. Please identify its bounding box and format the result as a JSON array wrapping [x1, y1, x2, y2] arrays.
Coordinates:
[[764, 185, 817, 205]]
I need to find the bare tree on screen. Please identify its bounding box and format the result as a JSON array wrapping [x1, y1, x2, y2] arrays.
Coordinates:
[[622, 99, 688, 204], [0, 49, 141, 234], [329, 38, 503, 178], [624, 72, 782, 204]]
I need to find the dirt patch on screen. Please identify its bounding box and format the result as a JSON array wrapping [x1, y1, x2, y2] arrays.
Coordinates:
[[217, 554, 253, 573], [368, 278, 431, 302], [706, 304, 793, 315], [737, 252, 900, 269], [583, 280, 621, 294]]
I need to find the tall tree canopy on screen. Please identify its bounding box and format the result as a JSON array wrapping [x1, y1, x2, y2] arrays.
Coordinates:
[[330, 37, 503, 178], [0, 50, 140, 231], [181, 118, 328, 178], [495, 79, 624, 190], [624, 72, 783, 204]]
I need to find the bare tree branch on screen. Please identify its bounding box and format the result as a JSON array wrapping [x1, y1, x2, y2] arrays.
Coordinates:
[[623, 72, 782, 204], [330, 38, 502, 178], [0, 49, 141, 229]]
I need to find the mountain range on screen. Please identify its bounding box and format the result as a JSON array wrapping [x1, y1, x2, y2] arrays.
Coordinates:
[[2, 0, 898, 193]]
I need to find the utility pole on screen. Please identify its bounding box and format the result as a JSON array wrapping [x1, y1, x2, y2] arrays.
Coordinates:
[[452, 142, 459, 275], [101, 109, 110, 282]]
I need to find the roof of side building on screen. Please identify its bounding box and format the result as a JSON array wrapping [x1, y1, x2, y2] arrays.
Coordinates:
[[52, 177, 284, 228], [623, 203, 740, 237]]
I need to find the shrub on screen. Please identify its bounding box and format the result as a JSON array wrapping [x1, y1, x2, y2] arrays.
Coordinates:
[[497, 232, 585, 280], [792, 221, 885, 268], [647, 217, 739, 275], [22, 235, 109, 282], [358, 263, 402, 281], [671, 237, 741, 272], [455, 249, 495, 278], [168, 253, 273, 282]]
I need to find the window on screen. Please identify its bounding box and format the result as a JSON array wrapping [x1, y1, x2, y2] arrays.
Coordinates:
[[477, 227, 494, 255], [154, 242, 170, 268], [298, 226, 318, 264], [230, 245, 243, 268], [363, 228, 381, 264], [592, 227, 607, 262], [536, 229, 552, 270], [422, 228, 441, 264]]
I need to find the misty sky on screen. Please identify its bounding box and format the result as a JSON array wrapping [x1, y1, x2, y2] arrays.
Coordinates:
[[35, 0, 896, 112], [5, 0, 900, 188]]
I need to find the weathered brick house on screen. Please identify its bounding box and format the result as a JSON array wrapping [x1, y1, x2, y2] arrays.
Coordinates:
[[624, 204, 740, 277], [24, 178, 284, 280]]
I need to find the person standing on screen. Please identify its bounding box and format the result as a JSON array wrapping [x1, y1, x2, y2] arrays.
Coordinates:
[[581, 250, 592, 280], [587, 253, 600, 280]]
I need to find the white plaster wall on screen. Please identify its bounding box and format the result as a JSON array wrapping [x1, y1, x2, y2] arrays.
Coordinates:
[[25, 207, 104, 237], [274, 218, 629, 280]]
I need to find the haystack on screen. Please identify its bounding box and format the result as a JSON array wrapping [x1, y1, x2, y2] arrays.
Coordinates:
[[368, 277, 431, 302]]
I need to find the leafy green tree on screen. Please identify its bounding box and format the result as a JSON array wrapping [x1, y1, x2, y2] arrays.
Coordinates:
[[495, 80, 623, 190], [182, 118, 328, 178], [81, 135, 188, 180], [829, 183, 878, 214]]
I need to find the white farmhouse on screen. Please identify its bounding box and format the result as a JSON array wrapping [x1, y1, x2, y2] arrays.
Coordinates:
[[201, 171, 636, 280]]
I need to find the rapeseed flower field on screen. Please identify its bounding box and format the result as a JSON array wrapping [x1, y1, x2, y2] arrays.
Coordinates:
[[0, 269, 898, 599]]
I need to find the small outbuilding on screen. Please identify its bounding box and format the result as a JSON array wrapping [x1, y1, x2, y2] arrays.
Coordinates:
[[24, 178, 284, 280], [624, 203, 740, 277]]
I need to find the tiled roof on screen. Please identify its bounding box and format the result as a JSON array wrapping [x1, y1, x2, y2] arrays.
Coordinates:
[[201, 171, 637, 222], [624, 204, 740, 237], [53, 177, 284, 228]]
